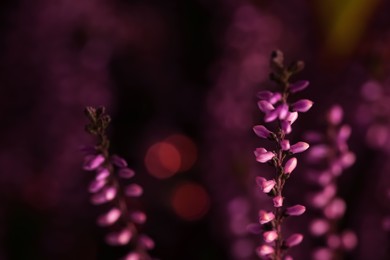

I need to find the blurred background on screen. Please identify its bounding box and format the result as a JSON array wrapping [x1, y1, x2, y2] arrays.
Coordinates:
[[1, 0, 390, 259]]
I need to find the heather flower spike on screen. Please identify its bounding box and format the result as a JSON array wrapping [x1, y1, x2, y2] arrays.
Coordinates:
[[253, 51, 312, 259], [82, 106, 153, 260], [306, 105, 357, 259]]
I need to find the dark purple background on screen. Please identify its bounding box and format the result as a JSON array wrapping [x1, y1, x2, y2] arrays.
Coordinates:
[[0, 0, 390, 259]]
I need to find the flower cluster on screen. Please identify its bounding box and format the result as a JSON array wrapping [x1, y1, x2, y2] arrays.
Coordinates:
[[83, 107, 153, 260], [253, 51, 312, 259], [305, 105, 357, 259]]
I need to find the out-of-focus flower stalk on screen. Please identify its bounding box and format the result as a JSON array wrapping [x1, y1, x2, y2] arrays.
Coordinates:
[[305, 105, 357, 259], [253, 51, 312, 259], [82, 106, 153, 260]]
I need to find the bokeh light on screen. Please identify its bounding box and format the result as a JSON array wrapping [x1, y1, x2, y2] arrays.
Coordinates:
[[171, 182, 210, 221], [144, 134, 197, 179]]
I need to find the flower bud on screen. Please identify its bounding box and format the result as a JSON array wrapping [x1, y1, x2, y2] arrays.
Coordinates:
[[257, 91, 274, 100], [289, 80, 309, 93], [106, 228, 132, 246], [263, 230, 278, 243], [277, 103, 289, 120], [284, 158, 297, 174], [97, 208, 121, 226], [281, 120, 292, 134], [290, 142, 309, 154], [285, 233, 303, 247], [292, 99, 313, 112], [327, 105, 343, 125], [110, 155, 128, 168], [264, 109, 279, 122], [259, 210, 275, 224], [256, 245, 274, 257], [125, 184, 143, 197], [83, 154, 105, 171], [281, 140, 290, 150], [254, 148, 275, 163], [273, 195, 283, 207], [285, 205, 306, 216], [258, 100, 275, 113], [286, 111, 298, 124], [256, 177, 276, 193], [253, 125, 272, 139], [269, 92, 282, 104], [118, 168, 135, 179]]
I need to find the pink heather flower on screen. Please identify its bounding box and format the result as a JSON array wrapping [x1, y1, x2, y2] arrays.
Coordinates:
[[286, 111, 298, 124], [125, 184, 144, 197], [256, 177, 276, 193], [327, 234, 341, 249], [310, 219, 330, 236], [131, 211, 147, 224], [269, 92, 282, 104], [285, 233, 303, 247], [83, 154, 105, 171], [290, 142, 310, 154], [88, 179, 107, 193], [341, 230, 358, 250], [324, 198, 346, 219], [281, 140, 290, 150], [284, 158, 297, 174], [254, 148, 275, 163], [338, 125, 352, 142], [307, 145, 328, 161], [327, 105, 343, 125], [264, 109, 279, 122], [124, 253, 141, 260], [289, 80, 309, 93], [277, 103, 289, 119], [95, 168, 110, 180], [139, 234, 155, 250], [97, 208, 121, 226], [104, 186, 117, 201], [256, 245, 275, 257], [247, 223, 262, 234], [106, 228, 132, 246], [292, 99, 313, 112], [257, 91, 274, 100], [118, 168, 136, 179], [281, 120, 292, 134], [273, 195, 283, 207], [285, 205, 306, 216], [110, 155, 128, 168], [263, 230, 278, 243], [259, 210, 275, 224], [253, 125, 272, 139], [258, 100, 275, 113]]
